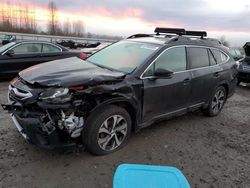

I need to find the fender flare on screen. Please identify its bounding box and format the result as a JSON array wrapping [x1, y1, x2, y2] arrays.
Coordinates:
[[89, 97, 141, 129]]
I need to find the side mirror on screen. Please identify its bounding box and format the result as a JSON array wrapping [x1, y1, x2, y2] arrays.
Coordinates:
[[154, 68, 173, 78], [5, 50, 15, 56]]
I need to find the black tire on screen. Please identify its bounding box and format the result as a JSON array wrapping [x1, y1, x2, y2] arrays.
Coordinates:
[[84, 105, 132, 155], [237, 79, 241, 86], [203, 86, 227, 117]]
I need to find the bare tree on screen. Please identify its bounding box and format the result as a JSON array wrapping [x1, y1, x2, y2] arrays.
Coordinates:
[[48, 1, 58, 35], [220, 36, 230, 47], [63, 17, 71, 36], [72, 20, 85, 37]]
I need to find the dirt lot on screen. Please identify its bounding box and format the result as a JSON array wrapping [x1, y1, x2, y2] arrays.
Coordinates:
[[0, 81, 249, 188]]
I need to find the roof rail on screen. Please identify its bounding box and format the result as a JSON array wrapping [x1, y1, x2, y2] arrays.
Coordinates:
[[127, 34, 153, 39]]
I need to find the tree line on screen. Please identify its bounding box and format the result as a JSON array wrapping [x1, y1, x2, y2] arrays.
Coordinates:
[[0, 1, 121, 40]]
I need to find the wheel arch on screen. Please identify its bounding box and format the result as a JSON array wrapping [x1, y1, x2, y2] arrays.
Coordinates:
[[89, 97, 139, 131], [218, 81, 229, 97]]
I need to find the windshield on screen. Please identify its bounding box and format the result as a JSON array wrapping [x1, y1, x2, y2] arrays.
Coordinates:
[[229, 49, 237, 57], [4, 35, 12, 39], [87, 41, 160, 73], [235, 49, 242, 56], [0, 42, 16, 53]]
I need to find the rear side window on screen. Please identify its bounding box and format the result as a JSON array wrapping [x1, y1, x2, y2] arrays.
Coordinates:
[[13, 43, 42, 54], [208, 50, 217, 65], [188, 47, 209, 69], [42, 44, 61, 53], [211, 49, 228, 64]]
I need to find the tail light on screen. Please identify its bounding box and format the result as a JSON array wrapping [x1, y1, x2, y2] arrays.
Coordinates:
[[69, 86, 85, 91], [79, 52, 87, 59]]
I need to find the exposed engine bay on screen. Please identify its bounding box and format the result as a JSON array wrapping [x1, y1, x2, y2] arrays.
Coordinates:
[[1, 61, 139, 149], [2, 76, 100, 148]]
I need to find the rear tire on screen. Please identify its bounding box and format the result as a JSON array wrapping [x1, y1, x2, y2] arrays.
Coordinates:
[[84, 105, 132, 155], [203, 86, 227, 117]]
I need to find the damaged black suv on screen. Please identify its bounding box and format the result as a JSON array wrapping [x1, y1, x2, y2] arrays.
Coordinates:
[[2, 28, 237, 155]]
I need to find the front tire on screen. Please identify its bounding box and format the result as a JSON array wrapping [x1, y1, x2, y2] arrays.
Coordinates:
[[203, 86, 227, 117], [237, 79, 241, 86], [84, 105, 132, 155]]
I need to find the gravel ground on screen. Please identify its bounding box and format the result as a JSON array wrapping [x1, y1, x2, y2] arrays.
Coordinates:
[[0, 81, 249, 188]]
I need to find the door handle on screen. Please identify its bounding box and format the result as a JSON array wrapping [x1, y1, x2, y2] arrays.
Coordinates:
[[213, 72, 220, 78], [183, 78, 190, 85]]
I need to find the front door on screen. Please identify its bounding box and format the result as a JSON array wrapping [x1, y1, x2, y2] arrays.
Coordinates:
[[0, 43, 42, 76], [142, 46, 191, 122]]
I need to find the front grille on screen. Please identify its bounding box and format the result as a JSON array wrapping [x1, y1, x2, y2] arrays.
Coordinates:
[[242, 65, 250, 72], [238, 72, 250, 79], [9, 85, 33, 101]]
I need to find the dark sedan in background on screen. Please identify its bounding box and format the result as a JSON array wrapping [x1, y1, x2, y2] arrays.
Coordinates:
[[237, 42, 250, 84], [2, 34, 16, 45], [0, 41, 87, 78]]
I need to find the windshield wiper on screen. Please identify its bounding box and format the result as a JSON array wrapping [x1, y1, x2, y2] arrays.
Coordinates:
[[86, 60, 126, 73]]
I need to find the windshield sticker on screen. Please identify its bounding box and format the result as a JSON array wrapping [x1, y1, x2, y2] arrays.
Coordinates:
[[140, 45, 159, 51]]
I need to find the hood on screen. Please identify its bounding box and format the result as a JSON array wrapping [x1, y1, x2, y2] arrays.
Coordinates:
[[19, 57, 125, 87]]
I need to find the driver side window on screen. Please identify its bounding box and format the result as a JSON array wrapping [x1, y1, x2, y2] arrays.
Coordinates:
[[143, 47, 187, 77], [13, 43, 42, 54]]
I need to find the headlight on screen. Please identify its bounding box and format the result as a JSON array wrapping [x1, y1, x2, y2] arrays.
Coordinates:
[[236, 61, 240, 68], [39, 88, 72, 103]]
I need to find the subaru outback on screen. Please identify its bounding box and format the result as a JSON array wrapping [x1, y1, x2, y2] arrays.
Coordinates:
[[1, 28, 237, 155]]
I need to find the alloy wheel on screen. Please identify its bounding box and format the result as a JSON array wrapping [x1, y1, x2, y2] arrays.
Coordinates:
[[211, 89, 225, 114], [97, 115, 128, 151]]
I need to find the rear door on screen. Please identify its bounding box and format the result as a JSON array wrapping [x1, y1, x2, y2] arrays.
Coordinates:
[[0, 43, 42, 75], [142, 46, 191, 122], [187, 46, 223, 105], [40, 43, 65, 62], [40, 43, 77, 62]]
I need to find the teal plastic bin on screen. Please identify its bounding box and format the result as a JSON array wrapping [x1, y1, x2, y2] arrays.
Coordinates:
[[113, 164, 190, 188]]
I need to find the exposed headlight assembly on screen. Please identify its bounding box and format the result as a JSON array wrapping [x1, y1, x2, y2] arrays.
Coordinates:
[[39, 88, 72, 103], [236, 61, 240, 68]]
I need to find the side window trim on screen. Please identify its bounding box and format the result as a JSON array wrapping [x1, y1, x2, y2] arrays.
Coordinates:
[[140, 45, 230, 79], [141, 45, 187, 79]]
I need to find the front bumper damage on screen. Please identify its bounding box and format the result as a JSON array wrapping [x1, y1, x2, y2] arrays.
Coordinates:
[[2, 92, 85, 149]]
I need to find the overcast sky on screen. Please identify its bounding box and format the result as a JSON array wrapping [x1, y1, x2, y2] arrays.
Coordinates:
[[5, 0, 250, 46]]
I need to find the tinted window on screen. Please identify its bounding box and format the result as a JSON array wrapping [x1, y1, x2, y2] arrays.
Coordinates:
[[87, 41, 159, 73], [208, 49, 216, 65], [211, 49, 228, 64], [13, 43, 42, 53], [42, 44, 61, 53], [188, 47, 209, 69], [235, 49, 242, 56], [155, 47, 187, 72]]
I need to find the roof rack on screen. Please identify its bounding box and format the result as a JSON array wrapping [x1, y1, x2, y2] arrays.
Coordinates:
[[154, 27, 186, 36], [154, 27, 207, 38], [185, 30, 207, 38]]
